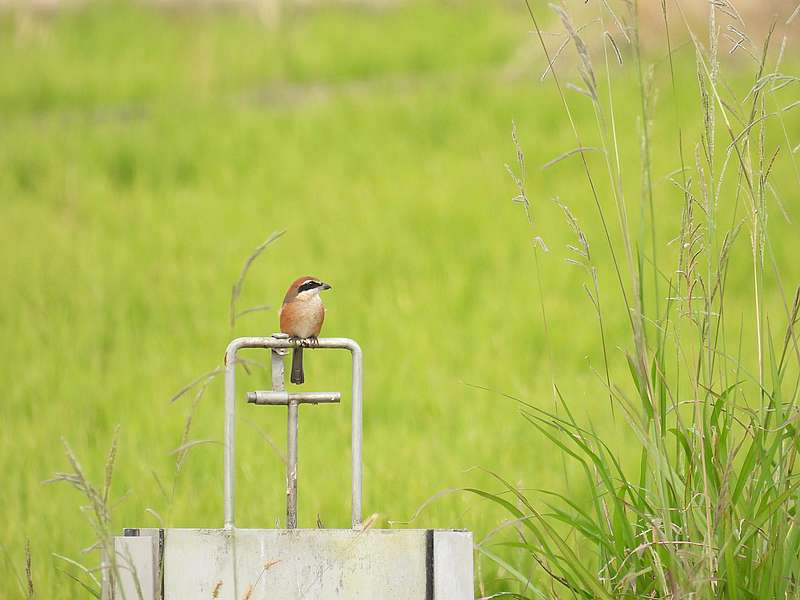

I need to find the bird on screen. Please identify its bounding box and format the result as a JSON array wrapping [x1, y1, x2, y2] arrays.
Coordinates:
[[279, 276, 332, 384]]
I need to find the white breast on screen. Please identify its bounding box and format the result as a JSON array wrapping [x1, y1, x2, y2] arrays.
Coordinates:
[[290, 294, 324, 338]]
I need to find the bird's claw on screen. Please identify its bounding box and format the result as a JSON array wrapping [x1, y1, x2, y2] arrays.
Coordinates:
[[288, 336, 306, 351], [288, 336, 319, 348]]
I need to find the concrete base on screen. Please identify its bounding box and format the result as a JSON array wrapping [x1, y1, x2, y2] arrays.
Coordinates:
[[110, 528, 473, 599]]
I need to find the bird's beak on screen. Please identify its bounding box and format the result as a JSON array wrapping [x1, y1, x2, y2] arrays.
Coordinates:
[[321, 282, 332, 291]]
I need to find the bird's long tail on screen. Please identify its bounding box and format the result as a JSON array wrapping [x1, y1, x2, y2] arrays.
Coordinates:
[[291, 347, 304, 384]]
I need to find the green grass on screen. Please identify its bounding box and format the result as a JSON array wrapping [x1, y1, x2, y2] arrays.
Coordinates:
[[0, 0, 798, 597], [469, 2, 800, 597]]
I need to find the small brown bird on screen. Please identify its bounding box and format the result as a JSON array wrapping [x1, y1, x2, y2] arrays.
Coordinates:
[[279, 276, 332, 384]]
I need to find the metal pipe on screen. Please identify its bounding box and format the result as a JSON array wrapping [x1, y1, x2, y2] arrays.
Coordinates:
[[222, 336, 363, 529], [287, 398, 298, 529], [269, 346, 294, 528], [223, 339, 244, 530], [350, 341, 363, 529], [247, 391, 341, 405], [247, 389, 340, 529]]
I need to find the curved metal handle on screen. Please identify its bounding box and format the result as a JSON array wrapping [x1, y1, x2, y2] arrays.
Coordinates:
[[223, 336, 363, 529]]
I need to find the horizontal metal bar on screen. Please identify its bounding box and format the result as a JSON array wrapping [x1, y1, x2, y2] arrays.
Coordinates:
[[246, 391, 341, 405], [225, 337, 362, 352]]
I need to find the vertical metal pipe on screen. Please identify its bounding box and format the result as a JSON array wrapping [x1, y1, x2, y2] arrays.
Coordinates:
[[287, 399, 298, 528], [270, 344, 285, 398], [271, 343, 297, 529], [223, 341, 240, 529], [350, 342, 363, 528]]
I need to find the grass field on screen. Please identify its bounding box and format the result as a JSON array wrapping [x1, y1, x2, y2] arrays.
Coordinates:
[[1, 0, 799, 597]]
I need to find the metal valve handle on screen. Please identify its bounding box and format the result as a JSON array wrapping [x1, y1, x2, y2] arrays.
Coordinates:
[[223, 335, 363, 529]]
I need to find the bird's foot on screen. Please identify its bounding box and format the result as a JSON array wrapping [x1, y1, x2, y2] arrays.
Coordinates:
[[292, 336, 319, 348]]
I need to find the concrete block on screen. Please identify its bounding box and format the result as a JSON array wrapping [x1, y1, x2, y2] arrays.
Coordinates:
[[111, 527, 473, 599]]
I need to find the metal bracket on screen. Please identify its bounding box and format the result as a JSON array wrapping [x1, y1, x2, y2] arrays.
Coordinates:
[[223, 335, 363, 530]]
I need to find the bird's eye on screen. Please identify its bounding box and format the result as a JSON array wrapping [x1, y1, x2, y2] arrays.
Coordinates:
[[298, 280, 321, 293]]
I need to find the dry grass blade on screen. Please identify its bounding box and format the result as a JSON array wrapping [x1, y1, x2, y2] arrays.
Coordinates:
[[712, 0, 744, 24], [541, 146, 600, 170], [150, 468, 169, 501], [0, 541, 27, 597], [52, 553, 100, 587], [243, 419, 287, 464], [599, 0, 630, 43], [506, 120, 532, 225], [55, 569, 100, 599], [387, 488, 461, 526], [357, 513, 381, 532], [41, 472, 82, 486], [145, 508, 165, 528], [604, 31, 623, 65], [103, 425, 120, 506], [726, 112, 774, 151], [58, 438, 111, 527], [169, 439, 222, 456], [229, 230, 286, 328], [246, 558, 282, 596], [782, 100, 800, 113], [779, 286, 800, 369], [565, 82, 593, 98], [554, 199, 589, 264], [168, 366, 223, 404], [539, 33, 574, 82], [539, 19, 598, 82], [25, 539, 34, 600], [174, 372, 218, 473], [234, 303, 272, 320], [550, 3, 597, 99], [789, 2, 800, 25]]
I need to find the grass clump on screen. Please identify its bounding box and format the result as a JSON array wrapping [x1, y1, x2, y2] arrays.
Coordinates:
[[474, 1, 800, 598]]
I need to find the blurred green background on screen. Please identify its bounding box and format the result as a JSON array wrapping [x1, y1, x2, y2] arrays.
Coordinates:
[[1, 0, 798, 596]]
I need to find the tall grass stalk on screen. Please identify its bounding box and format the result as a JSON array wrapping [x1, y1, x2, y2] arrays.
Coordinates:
[[24, 539, 34, 599], [43, 427, 144, 599], [477, 1, 800, 597]]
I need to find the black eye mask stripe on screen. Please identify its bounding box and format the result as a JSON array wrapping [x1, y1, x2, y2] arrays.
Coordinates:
[[298, 281, 321, 293]]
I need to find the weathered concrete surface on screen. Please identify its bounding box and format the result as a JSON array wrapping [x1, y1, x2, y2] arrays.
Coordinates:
[[434, 529, 473, 599], [113, 534, 159, 600], [112, 527, 474, 599]]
